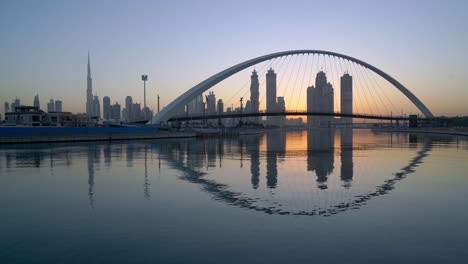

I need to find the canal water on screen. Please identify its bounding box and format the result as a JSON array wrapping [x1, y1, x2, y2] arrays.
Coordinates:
[[1, 129, 467, 263]]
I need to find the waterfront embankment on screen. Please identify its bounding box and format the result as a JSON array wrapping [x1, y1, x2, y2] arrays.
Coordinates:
[[373, 127, 468, 137], [0, 127, 196, 144]]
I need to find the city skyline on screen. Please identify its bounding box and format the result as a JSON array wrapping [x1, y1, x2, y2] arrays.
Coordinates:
[[1, 0, 467, 116]]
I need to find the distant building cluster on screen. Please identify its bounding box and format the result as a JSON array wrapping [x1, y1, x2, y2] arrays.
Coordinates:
[[178, 67, 353, 128], [85, 53, 153, 123], [2, 53, 155, 126], [3, 106, 93, 127], [3, 95, 67, 125]]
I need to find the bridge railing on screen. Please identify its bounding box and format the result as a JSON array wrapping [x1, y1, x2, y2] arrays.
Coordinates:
[[166, 110, 415, 122]]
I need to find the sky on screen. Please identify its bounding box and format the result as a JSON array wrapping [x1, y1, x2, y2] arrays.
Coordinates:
[[0, 0, 467, 116]]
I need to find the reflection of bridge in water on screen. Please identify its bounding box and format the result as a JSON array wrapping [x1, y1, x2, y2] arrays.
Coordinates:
[[159, 130, 433, 216], [0, 131, 450, 215]]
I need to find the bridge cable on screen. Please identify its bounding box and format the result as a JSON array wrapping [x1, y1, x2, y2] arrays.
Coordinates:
[[277, 54, 297, 97], [363, 67, 399, 116], [280, 54, 299, 113], [259, 55, 292, 111], [308, 54, 316, 86], [238, 57, 279, 107], [332, 56, 343, 113], [296, 54, 310, 111], [287, 54, 305, 110], [356, 61, 390, 115], [353, 60, 379, 115], [350, 61, 374, 115], [259, 57, 286, 110], [253, 56, 286, 112], [224, 57, 276, 110], [327, 55, 339, 114]]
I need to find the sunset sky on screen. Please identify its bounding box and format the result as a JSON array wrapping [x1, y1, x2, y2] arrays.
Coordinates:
[[1, 0, 467, 116]]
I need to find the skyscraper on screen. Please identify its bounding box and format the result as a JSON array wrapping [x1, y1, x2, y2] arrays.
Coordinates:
[[4, 102, 10, 117], [206, 91, 216, 115], [187, 94, 204, 116], [103, 96, 111, 120], [340, 73, 353, 125], [266, 68, 277, 126], [33, 95, 40, 109], [250, 70, 259, 122], [86, 52, 93, 116], [132, 103, 142, 120], [11, 98, 20, 112], [111, 102, 121, 120], [47, 98, 55, 112], [93, 95, 100, 118], [277, 96, 286, 126], [307, 71, 334, 127], [125, 96, 133, 121], [55, 100, 62, 112], [217, 99, 224, 114]]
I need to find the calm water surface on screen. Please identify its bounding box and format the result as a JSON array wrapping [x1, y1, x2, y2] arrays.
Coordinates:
[[1, 129, 467, 263]]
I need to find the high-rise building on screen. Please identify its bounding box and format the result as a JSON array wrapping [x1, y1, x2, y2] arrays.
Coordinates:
[[111, 102, 121, 120], [11, 98, 20, 112], [132, 103, 141, 120], [55, 100, 62, 112], [206, 91, 216, 115], [4, 102, 10, 118], [47, 98, 55, 112], [249, 70, 260, 123], [125, 96, 133, 121], [277, 96, 286, 126], [103, 96, 111, 120], [93, 95, 100, 118], [307, 71, 334, 127], [266, 68, 277, 126], [340, 73, 353, 125], [187, 94, 204, 116], [86, 52, 94, 116], [33, 95, 40, 109], [217, 99, 224, 114]]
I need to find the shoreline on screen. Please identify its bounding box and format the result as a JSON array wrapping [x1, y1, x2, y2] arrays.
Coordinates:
[[372, 128, 468, 137], [1, 126, 467, 145]]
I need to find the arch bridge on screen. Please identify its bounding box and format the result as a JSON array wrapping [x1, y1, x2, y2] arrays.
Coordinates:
[[150, 50, 433, 124]]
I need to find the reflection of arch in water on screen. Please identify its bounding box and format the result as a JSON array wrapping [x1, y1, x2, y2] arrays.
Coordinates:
[[162, 134, 433, 217]]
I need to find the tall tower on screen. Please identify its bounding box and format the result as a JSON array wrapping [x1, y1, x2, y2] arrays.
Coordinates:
[[125, 96, 133, 121], [86, 52, 93, 116], [93, 95, 100, 118], [47, 98, 55, 113], [4, 102, 10, 117], [103, 96, 111, 120], [277, 96, 286, 126], [207, 91, 216, 115], [266, 68, 277, 126], [250, 70, 259, 122], [217, 99, 224, 114], [340, 73, 353, 125], [33, 95, 40, 109], [308, 71, 334, 127], [55, 100, 62, 112]]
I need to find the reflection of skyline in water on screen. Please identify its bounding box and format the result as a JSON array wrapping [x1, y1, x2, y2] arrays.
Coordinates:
[[307, 128, 335, 189], [0, 130, 462, 216]]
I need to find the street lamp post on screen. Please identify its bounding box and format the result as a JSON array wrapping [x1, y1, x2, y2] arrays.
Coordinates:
[[240, 97, 243, 127], [142, 74, 148, 110]]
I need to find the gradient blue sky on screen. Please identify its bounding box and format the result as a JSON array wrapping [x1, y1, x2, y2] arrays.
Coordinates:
[[1, 0, 467, 116]]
